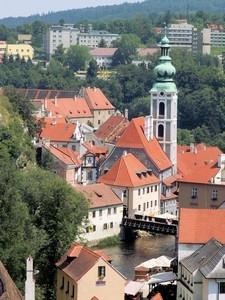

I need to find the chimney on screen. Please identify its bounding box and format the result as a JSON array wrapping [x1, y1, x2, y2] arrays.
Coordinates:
[[124, 108, 129, 119], [123, 150, 127, 156], [74, 95, 77, 101], [25, 256, 35, 300], [144, 115, 153, 141], [190, 143, 195, 153]]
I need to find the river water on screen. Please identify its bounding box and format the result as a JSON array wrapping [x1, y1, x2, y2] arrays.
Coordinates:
[[100, 235, 176, 279]]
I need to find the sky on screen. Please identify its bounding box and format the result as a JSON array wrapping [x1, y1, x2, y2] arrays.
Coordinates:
[[1, 0, 140, 18]]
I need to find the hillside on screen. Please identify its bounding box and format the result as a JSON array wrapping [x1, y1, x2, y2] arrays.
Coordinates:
[[1, 0, 225, 27]]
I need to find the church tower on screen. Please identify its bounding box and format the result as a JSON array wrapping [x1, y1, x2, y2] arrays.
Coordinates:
[[150, 32, 178, 173]]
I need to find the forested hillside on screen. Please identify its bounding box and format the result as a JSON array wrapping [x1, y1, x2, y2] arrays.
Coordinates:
[[1, 0, 225, 27]]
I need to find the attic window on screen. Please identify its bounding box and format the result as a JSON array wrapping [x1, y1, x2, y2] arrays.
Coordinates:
[[95, 102, 98, 106], [69, 111, 73, 114], [77, 110, 80, 113], [136, 172, 142, 178], [83, 110, 86, 113]]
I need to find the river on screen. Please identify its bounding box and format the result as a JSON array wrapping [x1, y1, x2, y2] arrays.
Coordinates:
[[100, 235, 176, 279]]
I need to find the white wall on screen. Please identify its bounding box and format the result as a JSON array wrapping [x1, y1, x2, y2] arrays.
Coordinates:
[[178, 243, 202, 261]]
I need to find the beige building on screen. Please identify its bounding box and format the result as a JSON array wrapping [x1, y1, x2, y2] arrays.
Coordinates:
[[99, 152, 160, 217], [56, 243, 126, 300]]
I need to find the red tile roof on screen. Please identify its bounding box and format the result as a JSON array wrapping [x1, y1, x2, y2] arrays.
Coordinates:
[[82, 141, 108, 156], [93, 250, 112, 262], [95, 115, 129, 144], [56, 243, 125, 282], [84, 87, 115, 110], [177, 144, 222, 184], [44, 145, 81, 166], [40, 122, 76, 142], [74, 183, 122, 209], [179, 208, 225, 244], [46, 97, 92, 119], [116, 117, 172, 171], [98, 152, 160, 188], [90, 48, 117, 57]]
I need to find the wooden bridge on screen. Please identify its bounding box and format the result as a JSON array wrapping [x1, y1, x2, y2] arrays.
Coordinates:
[[122, 216, 177, 236]]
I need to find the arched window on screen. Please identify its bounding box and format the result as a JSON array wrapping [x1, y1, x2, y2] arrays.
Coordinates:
[[158, 124, 164, 139], [159, 102, 165, 116]]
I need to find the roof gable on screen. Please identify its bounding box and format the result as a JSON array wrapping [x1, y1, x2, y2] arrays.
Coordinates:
[[84, 87, 115, 110], [40, 122, 76, 142], [45, 145, 81, 166], [116, 117, 172, 171], [98, 152, 160, 188]]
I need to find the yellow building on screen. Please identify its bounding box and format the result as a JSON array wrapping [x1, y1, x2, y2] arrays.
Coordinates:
[[56, 243, 126, 300], [6, 44, 34, 60]]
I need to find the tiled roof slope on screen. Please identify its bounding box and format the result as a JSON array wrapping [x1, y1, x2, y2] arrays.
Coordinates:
[[84, 87, 115, 110], [44, 145, 81, 166], [98, 152, 160, 188], [90, 48, 117, 56], [40, 122, 76, 142], [56, 243, 125, 282], [116, 117, 172, 171], [95, 115, 129, 144], [0, 261, 23, 300], [179, 208, 225, 244], [46, 98, 92, 118], [82, 142, 108, 156], [177, 144, 222, 184], [74, 183, 122, 209]]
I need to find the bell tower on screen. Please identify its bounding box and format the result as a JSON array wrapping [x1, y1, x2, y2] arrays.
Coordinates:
[[150, 31, 178, 173]]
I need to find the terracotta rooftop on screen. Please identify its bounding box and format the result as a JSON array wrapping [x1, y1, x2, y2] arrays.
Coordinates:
[[90, 47, 117, 57], [45, 97, 92, 119], [84, 87, 115, 110], [82, 141, 108, 156], [116, 117, 172, 171], [95, 115, 129, 144], [177, 144, 222, 184], [40, 122, 76, 142], [44, 145, 81, 166], [74, 183, 122, 209], [179, 208, 225, 244], [56, 243, 125, 282], [0, 261, 23, 300], [98, 152, 160, 188]]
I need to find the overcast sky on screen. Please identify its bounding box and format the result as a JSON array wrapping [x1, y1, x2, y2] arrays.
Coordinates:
[[1, 0, 140, 18]]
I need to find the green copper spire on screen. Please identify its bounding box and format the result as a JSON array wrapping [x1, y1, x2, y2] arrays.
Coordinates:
[[151, 28, 177, 92]]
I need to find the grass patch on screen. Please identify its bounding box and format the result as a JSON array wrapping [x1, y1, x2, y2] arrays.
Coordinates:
[[91, 235, 121, 249]]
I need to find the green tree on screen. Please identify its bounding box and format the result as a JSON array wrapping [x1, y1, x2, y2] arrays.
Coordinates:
[[86, 59, 98, 81], [98, 38, 107, 47], [52, 44, 65, 64], [65, 45, 90, 71]]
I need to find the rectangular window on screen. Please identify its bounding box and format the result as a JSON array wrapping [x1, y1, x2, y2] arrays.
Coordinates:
[[151, 201, 153, 207], [151, 186, 153, 192], [71, 285, 74, 298], [192, 187, 198, 199], [123, 190, 127, 197], [147, 187, 150, 193], [92, 211, 96, 218], [93, 225, 96, 232], [114, 207, 117, 214], [219, 282, 225, 294], [155, 185, 157, 192], [138, 205, 141, 211], [155, 200, 157, 206], [147, 202, 149, 208], [60, 276, 64, 289], [98, 266, 106, 279], [110, 222, 113, 228], [143, 188, 145, 194], [138, 189, 141, 196], [66, 281, 69, 294], [103, 223, 107, 230], [108, 208, 111, 215], [99, 209, 102, 217], [212, 189, 218, 200], [143, 203, 146, 211]]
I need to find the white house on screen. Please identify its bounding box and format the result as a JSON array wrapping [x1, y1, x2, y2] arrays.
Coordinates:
[[74, 183, 123, 242]]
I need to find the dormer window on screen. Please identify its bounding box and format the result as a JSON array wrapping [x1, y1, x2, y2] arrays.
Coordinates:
[[192, 187, 198, 199], [212, 189, 218, 200]]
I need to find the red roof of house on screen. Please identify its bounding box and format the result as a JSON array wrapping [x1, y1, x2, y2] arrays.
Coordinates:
[[95, 115, 129, 144], [82, 141, 108, 156], [90, 47, 117, 57], [56, 243, 125, 282], [46, 97, 92, 119], [98, 152, 160, 188], [179, 208, 225, 244], [116, 117, 172, 171], [44, 145, 81, 166], [177, 144, 222, 184], [84, 87, 115, 110], [40, 122, 76, 142], [74, 183, 122, 209]]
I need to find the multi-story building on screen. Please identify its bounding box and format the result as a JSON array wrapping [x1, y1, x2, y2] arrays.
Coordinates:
[[99, 152, 161, 218], [0, 41, 34, 60], [44, 24, 119, 59], [166, 20, 201, 53], [75, 183, 123, 241], [56, 243, 126, 300], [202, 24, 225, 54]]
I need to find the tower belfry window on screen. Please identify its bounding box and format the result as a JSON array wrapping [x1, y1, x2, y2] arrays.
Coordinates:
[[159, 102, 165, 116], [158, 124, 164, 139]]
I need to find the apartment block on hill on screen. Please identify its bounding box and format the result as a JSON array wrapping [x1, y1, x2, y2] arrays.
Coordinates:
[[75, 183, 123, 242], [56, 243, 126, 300]]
